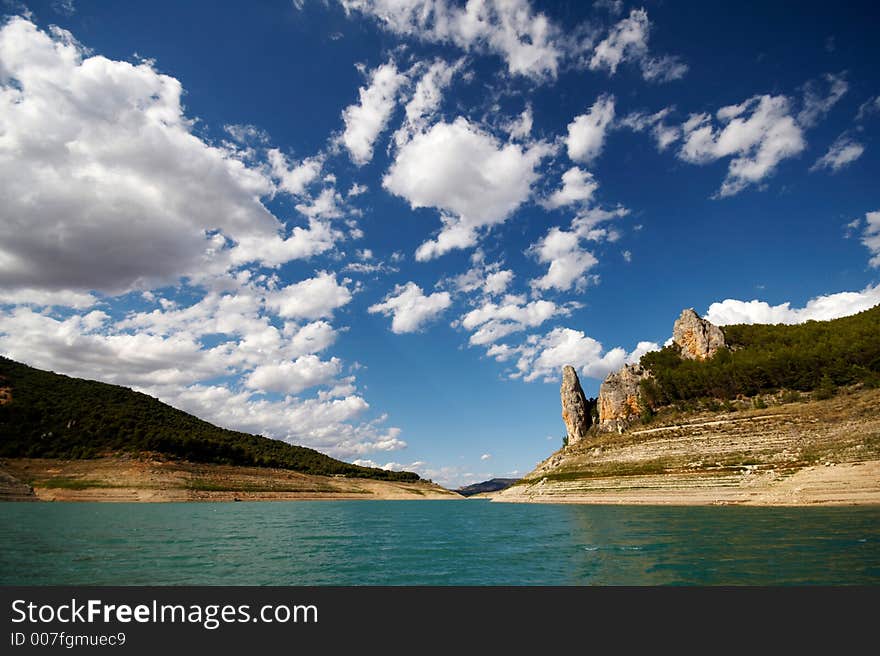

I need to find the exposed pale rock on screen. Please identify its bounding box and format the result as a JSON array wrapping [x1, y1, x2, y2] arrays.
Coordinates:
[[673, 308, 725, 360], [598, 363, 650, 433], [560, 365, 590, 446]]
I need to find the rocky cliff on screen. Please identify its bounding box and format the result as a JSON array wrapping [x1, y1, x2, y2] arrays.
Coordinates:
[[597, 363, 651, 433], [673, 308, 726, 360], [560, 365, 591, 445], [595, 308, 724, 432]]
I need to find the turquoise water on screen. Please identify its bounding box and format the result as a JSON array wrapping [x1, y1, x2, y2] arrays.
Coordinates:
[[1, 500, 878, 585]]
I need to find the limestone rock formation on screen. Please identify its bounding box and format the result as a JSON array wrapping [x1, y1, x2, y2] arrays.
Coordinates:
[[598, 363, 651, 433], [673, 308, 725, 360], [560, 365, 590, 446]]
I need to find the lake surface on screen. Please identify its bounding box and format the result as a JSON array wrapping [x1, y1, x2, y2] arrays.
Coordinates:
[[2, 500, 878, 585]]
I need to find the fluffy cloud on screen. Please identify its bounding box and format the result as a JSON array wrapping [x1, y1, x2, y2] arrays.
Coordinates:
[[368, 282, 452, 333], [383, 117, 553, 260], [268, 149, 322, 196], [566, 94, 615, 164], [810, 133, 864, 173], [459, 295, 570, 346], [678, 94, 805, 197], [339, 0, 564, 80], [704, 283, 880, 325], [529, 227, 598, 292], [542, 167, 598, 209], [0, 18, 339, 295], [265, 271, 353, 320], [0, 275, 407, 458], [245, 355, 342, 395], [340, 60, 405, 165], [861, 211, 880, 268], [528, 205, 628, 292], [589, 9, 687, 82], [447, 252, 514, 297], [508, 327, 659, 382]]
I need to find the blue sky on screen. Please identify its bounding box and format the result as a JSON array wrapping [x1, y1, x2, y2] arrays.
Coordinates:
[[1, 0, 879, 487]]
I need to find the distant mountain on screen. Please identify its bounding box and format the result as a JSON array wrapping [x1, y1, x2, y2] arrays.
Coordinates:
[[0, 357, 418, 482], [457, 478, 520, 497]]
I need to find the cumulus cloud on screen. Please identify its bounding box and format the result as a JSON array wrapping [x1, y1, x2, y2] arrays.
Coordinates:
[[704, 283, 880, 325], [446, 252, 514, 298], [528, 205, 628, 292], [508, 327, 659, 382], [368, 282, 452, 333], [383, 117, 553, 260], [459, 295, 570, 346], [339, 0, 564, 80], [589, 9, 687, 82], [677, 94, 805, 197], [340, 59, 405, 165], [0, 274, 407, 459], [529, 227, 598, 292], [245, 355, 342, 395], [0, 18, 339, 296], [268, 149, 322, 196], [542, 167, 599, 209], [566, 94, 615, 164], [810, 133, 865, 173], [265, 271, 353, 320]]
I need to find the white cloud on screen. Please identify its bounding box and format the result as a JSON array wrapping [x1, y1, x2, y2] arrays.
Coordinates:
[[368, 281, 452, 333], [394, 57, 461, 146], [704, 283, 880, 325], [678, 94, 805, 197], [340, 59, 405, 165], [510, 327, 658, 382], [810, 133, 865, 173], [447, 253, 514, 297], [480, 453, 491, 461], [383, 117, 553, 260], [589, 8, 649, 74], [529, 227, 598, 292], [566, 94, 615, 164], [639, 55, 688, 83], [798, 72, 848, 127], [266, 271, 353, 320], [528, 204, 628, 292], [294, 187, 346, 219], [268, 149, 322, 196], [0, 288, 97, 309], [459, 295, 569, 346], [542, 167, 598, 209], [0, 18, 319, 295], [589, 9, 687, 82], [862, 211, 880, 268], [619, 107, 681, 150], [504, 105, 533, 141], [0, 276, 407, 459], [245, 354, 342, 395], [339, 0, 564, 80]]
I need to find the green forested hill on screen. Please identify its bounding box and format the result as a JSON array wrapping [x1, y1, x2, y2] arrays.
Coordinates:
[[639, 305, 880, 406], [0, 357, 418, 481]]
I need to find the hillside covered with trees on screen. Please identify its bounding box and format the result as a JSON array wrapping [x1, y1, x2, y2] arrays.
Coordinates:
[[638, 305, 880, 407], [0, 357, 418, 481]]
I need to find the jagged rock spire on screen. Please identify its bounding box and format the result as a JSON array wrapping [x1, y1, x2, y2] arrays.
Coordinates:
[[560, 365, 590, 446]]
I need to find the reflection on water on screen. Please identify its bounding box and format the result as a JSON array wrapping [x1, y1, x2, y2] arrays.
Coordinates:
[[1, 501, 878, 585]]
